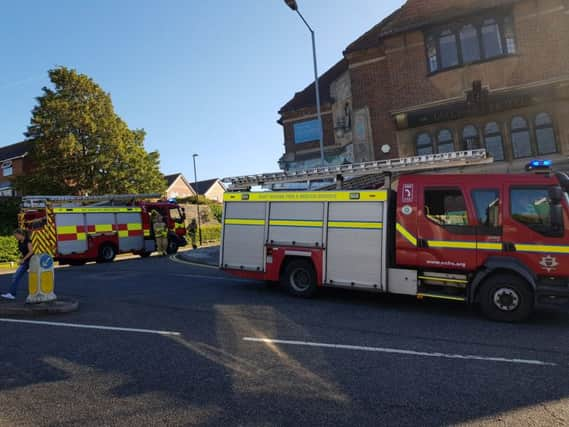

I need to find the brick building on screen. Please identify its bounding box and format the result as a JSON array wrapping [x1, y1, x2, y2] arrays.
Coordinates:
[[279, 0, 569, 173], [0, 141, 32, 196]]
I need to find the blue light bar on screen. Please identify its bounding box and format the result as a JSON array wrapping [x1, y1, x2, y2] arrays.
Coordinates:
[[526, 160, 553, 171]]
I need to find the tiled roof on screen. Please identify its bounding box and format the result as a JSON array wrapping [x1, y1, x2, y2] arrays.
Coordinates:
[[345, 0, 521, 54], [279, 59, 348, 114], [164, 173, 183, 188], [0, 141, 32, 162], [191, 178, 221, 195]]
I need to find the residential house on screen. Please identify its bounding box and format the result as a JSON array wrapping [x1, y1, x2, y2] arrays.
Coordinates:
[[279, 0, 569, 173], [191, 179, 226, 202], [165, 173, 196, 199], [0, 141, 33, 196]]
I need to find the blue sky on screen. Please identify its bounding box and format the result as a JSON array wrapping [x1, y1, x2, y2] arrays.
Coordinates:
[[0, 0, 404, 180]]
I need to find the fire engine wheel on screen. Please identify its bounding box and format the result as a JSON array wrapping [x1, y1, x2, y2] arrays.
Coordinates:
[[281, 259, 317, 298], [98, 244, 117, 263], [479, 274, 533, 322]]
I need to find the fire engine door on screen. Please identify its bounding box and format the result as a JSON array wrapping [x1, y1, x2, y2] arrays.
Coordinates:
[[471, 188, 504, 265], [503, 185, 569, 278], [416, 186, 478, 271]]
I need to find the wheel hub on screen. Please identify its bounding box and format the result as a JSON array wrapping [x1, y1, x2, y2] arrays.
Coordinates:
[[493, 287, 520, 312], [291, 269, 310, 292]]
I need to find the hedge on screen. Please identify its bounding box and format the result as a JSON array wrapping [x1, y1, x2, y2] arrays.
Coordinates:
[[199, 224, 221, 242], [0, 236, 19, 263]]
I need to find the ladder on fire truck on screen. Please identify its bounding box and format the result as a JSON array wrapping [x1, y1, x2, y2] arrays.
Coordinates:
[[223, 149, 493, 191], [21, 194, 161, 209]]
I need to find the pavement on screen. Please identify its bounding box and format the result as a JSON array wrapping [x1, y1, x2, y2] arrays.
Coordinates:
[[178, 245, 219, 266], [0, 256, 568, 426]]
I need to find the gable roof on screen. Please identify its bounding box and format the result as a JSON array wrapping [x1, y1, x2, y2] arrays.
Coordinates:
[[190, 178, 222, 195], [0, 141, 32, 162], [164, 173, 196, 194], [345, 0, 521, 54], [279, 59, 348, 114], [165, 173, 182, 188]]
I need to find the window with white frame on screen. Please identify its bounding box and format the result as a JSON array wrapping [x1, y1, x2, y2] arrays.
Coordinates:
[[1, 161, 13, 177]]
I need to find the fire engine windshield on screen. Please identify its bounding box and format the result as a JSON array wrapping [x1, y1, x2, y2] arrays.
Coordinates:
[[170, 207, 183, 221]]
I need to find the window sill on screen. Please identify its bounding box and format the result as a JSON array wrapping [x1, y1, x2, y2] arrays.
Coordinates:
[[427, 53, 518, 77]]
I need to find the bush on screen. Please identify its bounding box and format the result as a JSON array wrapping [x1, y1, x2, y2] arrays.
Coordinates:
[[0, 236, 19, 263], [210, 203, 223, 223], [199, 224, 221, 243]]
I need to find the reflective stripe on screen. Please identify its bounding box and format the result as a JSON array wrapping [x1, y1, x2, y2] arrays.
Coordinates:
[[417, 293, 466, 302], [144, 230, 151, 237], [118, 231, 129, 238], [477, 242, 503, 251], [224, 191, 388, 203], [418, 276, 468, 284], [127, 223, 142, 231], [94, 224, 113, 233], [515, 244, 569, 254], [396, 223, 417, 247], [225, 219, 265, 226], [428, 240, 477, 250], [57, 225, 77, 234], [328, 221, 384, 230], [270, 220, 323, 228], [54, 207, 142, 213]]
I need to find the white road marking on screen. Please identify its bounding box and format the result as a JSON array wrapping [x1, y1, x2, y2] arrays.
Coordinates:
[[170, 255, 218, 269], [243, 337, 557, 367], [0, 318, 181, 336]]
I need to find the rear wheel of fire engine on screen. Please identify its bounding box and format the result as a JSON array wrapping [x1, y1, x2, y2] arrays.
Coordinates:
[[98, 244, 117, 263], [166, 240, 178, 255], [281, 259, 317, 298], [479, 274, 533, 322]]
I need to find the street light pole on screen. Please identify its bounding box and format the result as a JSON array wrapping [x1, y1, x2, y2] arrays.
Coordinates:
[[192, 153, 202, 246], [284, 0, 325, 166]]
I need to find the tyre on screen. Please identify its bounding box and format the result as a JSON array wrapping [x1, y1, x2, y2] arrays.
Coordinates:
[[166, 239, 178, 255], [479, 273, 534, 322], [97, 244, 117, 263], [281, 259, 318, 298]]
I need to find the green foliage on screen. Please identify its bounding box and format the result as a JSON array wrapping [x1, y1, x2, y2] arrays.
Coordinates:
[[178, 195, 208, 205], [199, 224, 221, 242], [210, 203, 223, 223], [0, 198, 20, 235], [0, 236, 19, 263], [17, 66, 166, 196]]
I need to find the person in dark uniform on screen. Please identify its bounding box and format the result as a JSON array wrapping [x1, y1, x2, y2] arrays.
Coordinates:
[[1, 229, 34, 300]]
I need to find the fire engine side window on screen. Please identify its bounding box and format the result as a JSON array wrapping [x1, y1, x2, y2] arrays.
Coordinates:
[[424, 188, 468, 226], [472, 190, 500, 227], [510, 188, 561, 237]]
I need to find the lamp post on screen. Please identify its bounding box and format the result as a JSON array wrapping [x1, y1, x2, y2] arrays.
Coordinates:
[[284, 0, 325, 166], [192, 153, 202, 246]]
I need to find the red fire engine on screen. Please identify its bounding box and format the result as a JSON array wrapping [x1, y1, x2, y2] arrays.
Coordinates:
[[220, 150, 569, 322], [20, 194, 188, 265]]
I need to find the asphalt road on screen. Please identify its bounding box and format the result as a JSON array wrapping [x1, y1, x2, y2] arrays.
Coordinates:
[[1, 256, 569, 426]]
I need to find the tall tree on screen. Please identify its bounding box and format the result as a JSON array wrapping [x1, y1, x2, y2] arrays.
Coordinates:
[[17, 67, 166, 195]]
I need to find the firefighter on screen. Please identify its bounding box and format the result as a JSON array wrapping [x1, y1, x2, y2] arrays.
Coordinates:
[[188, 218, 198, 250], [153, 214, 168, 255]]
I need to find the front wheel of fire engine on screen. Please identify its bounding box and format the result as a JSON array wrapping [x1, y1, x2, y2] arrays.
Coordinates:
[[98, 244, 117, 263], [281, 259, 317, 298], [479, 274, 533, 322]]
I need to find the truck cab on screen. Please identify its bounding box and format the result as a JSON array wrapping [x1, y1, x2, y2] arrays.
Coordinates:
[[395, 168, 569, 320]]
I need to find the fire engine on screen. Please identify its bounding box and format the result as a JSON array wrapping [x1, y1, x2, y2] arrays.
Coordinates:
[[220, 150, 569, 322], [20, 194, 188, 265]]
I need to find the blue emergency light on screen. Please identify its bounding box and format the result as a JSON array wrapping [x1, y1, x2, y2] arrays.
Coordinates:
[[526, 160, 552, 172]]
